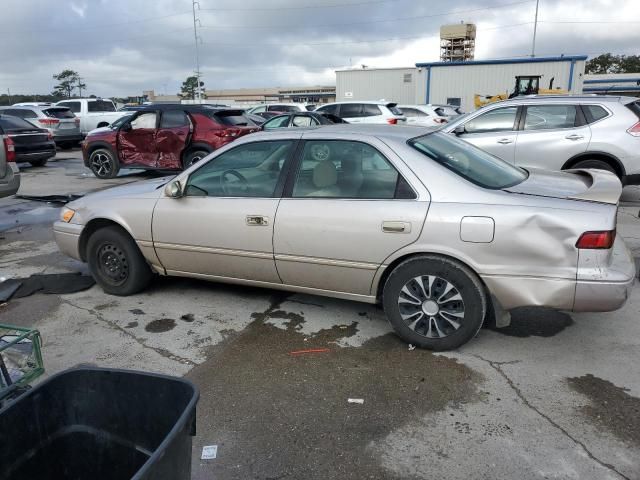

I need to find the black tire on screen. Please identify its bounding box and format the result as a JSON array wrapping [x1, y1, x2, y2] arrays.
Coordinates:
[[571, 159, 617, 176], [86, 226, 152, 296], [382, 255, 487, 351], [89, 148, 120, 179], [29, 158, 47, 167], [183, 149, 210, 169]]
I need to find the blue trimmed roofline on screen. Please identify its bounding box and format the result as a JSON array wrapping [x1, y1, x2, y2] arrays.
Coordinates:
[[584, 78, 640, 84], [416, 55, 588, 68]]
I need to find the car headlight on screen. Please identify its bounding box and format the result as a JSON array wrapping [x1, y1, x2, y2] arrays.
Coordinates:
[[61, 207, 75, 223]]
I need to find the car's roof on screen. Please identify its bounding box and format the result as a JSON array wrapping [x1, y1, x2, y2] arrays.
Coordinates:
[[251, 123, 431, 141], [0, 105, 67, 111], [321, 101, 396, 106], [491, 94, 636, 106]]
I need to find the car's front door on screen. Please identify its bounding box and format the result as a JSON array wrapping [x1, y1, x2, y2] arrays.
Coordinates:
[[453, 106, 519, 163], [117, 111, 158, 167], [273, 136, 429, 296], [152, 139, 296, 282], [514, 104, 591, 171], [156, 110, 191, 169]]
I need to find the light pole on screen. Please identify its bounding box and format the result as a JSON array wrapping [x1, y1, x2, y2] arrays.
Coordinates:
[[192, 0, 202, 103], [531, 0, 540, 57]]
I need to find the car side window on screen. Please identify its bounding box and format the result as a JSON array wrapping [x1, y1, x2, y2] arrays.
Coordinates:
[[88, 100, 116, 112], [59, 101, 81, 113], [263, 116, 290, 129], [292, 140, 414, 199], [317, 104, 338, 115], [583, 105, 609, 124], [524, 105, 577, 130], [292, 115, 313, 127], [362, 104, 381, 117], [160, 110, 189, 128], [252, 106, 266, 113], [185, 140, 293, 198], [130, 112, 157, 130], [4, 109, 35, 119], [464, 106, 518, 133], [402, 108, 427, 117], [340, 104, 363, 118]]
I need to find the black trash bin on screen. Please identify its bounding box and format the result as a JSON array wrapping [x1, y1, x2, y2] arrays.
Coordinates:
[[0, 367, 199, 480]]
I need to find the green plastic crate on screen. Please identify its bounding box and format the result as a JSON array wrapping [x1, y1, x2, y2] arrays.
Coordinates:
[[0, 324, 44, 399]]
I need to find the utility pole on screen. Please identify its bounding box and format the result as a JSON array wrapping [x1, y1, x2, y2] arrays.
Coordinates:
[[77, 77, 85, 97], [531, 0, 540, 57], [192, 0, 202, 103], [7, 88, 12, 105]]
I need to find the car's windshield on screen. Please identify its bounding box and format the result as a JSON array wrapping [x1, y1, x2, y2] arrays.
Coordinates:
[[409, 132, 528, 189]]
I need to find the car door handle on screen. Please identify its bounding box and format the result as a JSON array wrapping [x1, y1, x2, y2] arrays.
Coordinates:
[[497, 138, 513, 144], [565, 134, 584, 140], [382, 221, 411, 233], [246, 215, 269, 226]]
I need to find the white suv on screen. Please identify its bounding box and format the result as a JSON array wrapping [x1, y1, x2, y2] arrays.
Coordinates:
[[315, 101, 406, 125]]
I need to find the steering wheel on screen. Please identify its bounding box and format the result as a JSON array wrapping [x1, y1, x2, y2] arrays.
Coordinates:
[[220, 170, 249, 195]]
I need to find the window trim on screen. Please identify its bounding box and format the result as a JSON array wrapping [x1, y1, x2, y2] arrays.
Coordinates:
[[282, 139, 417, 201], [463, 105, 521, 134], [519, 103, 584, 132], [184, 139, 300, 199]]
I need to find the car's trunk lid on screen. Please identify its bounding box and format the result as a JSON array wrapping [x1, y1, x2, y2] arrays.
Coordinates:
[[505, 167, 622, 204]]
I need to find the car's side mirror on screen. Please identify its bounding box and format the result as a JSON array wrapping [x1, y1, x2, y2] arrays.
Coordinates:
[[165, 180, 184, 198], [454, 125, 466, 136], [121, 122, 132, 132]]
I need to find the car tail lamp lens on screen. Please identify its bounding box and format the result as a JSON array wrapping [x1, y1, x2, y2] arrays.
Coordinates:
[[40, 118, 60, 126], [627, 121, 640, 137], [576, 230, 616, 249], [3, 135, 16, 162], [47, 131, 54, 140], [387, 118, 398, 125]]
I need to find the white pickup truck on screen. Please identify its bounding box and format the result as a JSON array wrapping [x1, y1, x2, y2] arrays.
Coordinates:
[[55, 98, 129, 136]]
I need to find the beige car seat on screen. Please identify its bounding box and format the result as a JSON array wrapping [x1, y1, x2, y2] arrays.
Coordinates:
[[307, 160, 341, 197]]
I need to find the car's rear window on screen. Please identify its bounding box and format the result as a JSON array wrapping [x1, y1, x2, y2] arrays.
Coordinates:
[[409, 132, 528, 189], [388, 105, 403, 116], [88, 100, 116, 112], [213, 111, 254, 126], [43, 108, 75, 119], [0, 115, 39, 131]]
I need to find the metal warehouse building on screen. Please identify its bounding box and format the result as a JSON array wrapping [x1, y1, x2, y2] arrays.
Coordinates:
[[336, 55, 587, 112]]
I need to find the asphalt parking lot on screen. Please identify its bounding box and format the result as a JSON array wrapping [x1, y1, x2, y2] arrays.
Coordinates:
[[2, 149, 640, 480]]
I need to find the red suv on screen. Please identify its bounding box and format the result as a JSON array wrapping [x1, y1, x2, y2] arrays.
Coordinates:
[[82, 105, 259, 178]]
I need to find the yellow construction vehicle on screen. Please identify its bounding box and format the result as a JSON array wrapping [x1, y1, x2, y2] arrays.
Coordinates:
[[474, 75, 568, 109]]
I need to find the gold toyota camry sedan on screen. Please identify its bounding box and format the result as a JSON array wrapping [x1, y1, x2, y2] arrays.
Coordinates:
[[54, 125, 635, 350]]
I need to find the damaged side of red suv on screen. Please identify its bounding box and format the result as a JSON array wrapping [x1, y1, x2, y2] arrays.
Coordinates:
[[82, 105, 259, 179]]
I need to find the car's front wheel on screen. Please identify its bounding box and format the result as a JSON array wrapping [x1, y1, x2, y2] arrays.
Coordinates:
[[86, 226, 153, 296], [89, 148, 120, 179], [383, 255, 486, 351]]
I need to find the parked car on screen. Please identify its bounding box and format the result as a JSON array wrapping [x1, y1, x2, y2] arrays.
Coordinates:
[[443, 95, 640, 184], [245, 113, 268, 126], [261, 112, 347, 130], [431, 104, 464, 120], [0, 114, 56, 166], [0, 105, 82, 149], [0, 133, 20, 198], [82, 104, 259, 178], [13, 102, 53, 107], [398, 105, 449, 126], [247, 103, 308, 114], [55, 98, 129, 136], [315, 101, 406, 124], [54, 125, 634, 351], [253, 111, 284, 121]]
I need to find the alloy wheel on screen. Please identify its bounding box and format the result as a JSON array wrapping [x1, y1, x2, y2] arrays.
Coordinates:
[[397, 275, 465, 339], [91, 153, 113, 177]]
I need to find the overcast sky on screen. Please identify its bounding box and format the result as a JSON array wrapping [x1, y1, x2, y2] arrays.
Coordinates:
[[0, 0, 638, 97]]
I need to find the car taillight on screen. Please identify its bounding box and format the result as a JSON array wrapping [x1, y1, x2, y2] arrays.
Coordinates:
[[627, 121, 640, 137], [47, 131, 54, 141], [576, 230, 616, 249], [3, 135, 16, 162], [387, 118, 398, 125], [39, 118, 60, 126]]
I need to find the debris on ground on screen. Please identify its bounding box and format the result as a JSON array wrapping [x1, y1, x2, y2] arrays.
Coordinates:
[[408, 344, 416, 351], [201, 445, 218, 460], [0, 273, 95, 302], [347, 398, 364, 404], [289, 348, 331, 356]]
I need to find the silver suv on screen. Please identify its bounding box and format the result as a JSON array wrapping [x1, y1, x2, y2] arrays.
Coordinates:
[[0, 105, 82, 149], [443, 95, 640, 184]]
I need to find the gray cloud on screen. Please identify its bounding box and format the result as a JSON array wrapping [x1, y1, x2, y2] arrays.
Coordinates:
[[0, 0, 637, 96]]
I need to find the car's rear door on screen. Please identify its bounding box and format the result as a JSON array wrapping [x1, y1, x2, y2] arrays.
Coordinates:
[[338, 103, 365, 123], [453, 105, 519, 163], [117, 111, 158, 167], [156, 110, 190, 169], [514, 104, 591, 171], [152, 138, 298, 282], [273, 133, 429, 296]]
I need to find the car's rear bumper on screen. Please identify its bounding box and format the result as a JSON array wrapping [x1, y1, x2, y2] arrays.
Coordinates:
[[53, 133, 83, 143], [16, 151, 56, 162], [0, 163, 20, 198], [573, 236, 636, 312], [53, 221, 83, 261]]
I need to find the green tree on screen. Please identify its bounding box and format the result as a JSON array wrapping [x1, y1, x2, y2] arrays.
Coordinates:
[[52, 69, 85, 98], [179, 76, 206, 100], [586, 54, 640, 74]]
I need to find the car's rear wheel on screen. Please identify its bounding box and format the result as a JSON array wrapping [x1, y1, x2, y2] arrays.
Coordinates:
[[382, 255, 486, 351], [89, 148, 120, 179], [571, 159, 617, 176], [183, 149, 210, 169], [29, 158, 48, 167], [87, 226, 152, 296]]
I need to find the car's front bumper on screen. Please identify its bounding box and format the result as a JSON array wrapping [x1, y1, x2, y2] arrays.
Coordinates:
[[53, 221, 83, 261], [573, 235, 636, 312]]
